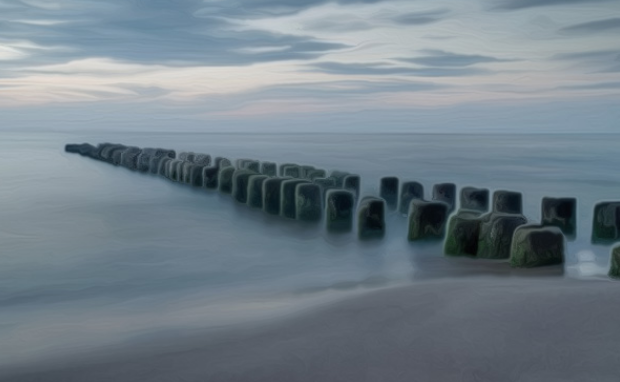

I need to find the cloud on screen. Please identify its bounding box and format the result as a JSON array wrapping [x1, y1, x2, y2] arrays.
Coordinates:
[[550, 49, 620, 73], [309, 62, 491, 77], [175, 79, 449, 114], [300, 8, 451, 33], [551, 50, 620, 61], [233, 79, 447, 98], [556, 82, 620, 91], [391, 9, 450, 25], [0, 0, 356, 68], [234, 0, 387, 16], [599, 64, 620, 72], [303, 18, 375, 32], [423, 35, 458, 40], [398, 50, 514, 67], [114, 84, 171, 98], [490, 0, 614, 11], [559, 18, 620, 34]]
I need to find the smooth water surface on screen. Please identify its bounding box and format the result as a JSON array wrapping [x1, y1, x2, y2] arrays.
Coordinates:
[[1, 132, 619, 366]]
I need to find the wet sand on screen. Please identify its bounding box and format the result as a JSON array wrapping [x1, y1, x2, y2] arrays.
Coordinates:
[[2, 275, 619, 382]]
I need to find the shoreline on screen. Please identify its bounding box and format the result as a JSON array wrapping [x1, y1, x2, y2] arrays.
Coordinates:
[[2, 275, 619, 382]]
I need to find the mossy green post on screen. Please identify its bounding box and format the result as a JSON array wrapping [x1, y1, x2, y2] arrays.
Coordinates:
[[344, 175, 360, 200], [202, 166, 219, 189], [541, 197, 576, 239], [260, 162, 277, 177], [380, 176, 399, 211], [120, 147, 141, 171], [178, 152, 195, 162], [244, 161, 260, 173], [158, 157, 172, 177], [232, 169, 256, 203], [509, 225, 564, 268], [432, 183, 456, 212], [358, 197, 385, 240], [444, 211, 482, 257], [189, 164, 205, 187], [218, 166, 235, 194], [306, 169, 326, 181], [214, 157, 231, 168], [279, 163, 298, 176], [300, 165, 316, 179], [194, 153, 211, 166], [399, 181, 424, 215], [460, 187, 489, 213], [182, 161, 195, 183], [609, 246, 620, 278], [407, 200, 448, 241], [492, 190, 522, 214], [326, 190, 354, 233], [281, 179, 310, 219], [247, 175, 268, 208], [296, 183, 322, 222], [477, 213, 527, 259], [263, 177, 290, 215], [167, 159, 182, 182], [313, 177, 338, 200], [283, 165, 301, 179], [591, 202, 620, 244]]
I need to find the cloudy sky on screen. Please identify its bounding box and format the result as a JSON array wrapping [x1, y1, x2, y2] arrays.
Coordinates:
[[1, 0, 619, 132]]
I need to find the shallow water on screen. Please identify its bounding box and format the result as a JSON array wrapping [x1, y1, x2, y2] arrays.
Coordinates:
[[1, 132, 619, 366]]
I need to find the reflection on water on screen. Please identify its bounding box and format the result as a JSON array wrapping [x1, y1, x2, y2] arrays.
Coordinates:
[[1, 132, 620, 366]]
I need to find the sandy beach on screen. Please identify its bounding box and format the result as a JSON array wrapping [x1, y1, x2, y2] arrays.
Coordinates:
[[2, 275, 619, 382]]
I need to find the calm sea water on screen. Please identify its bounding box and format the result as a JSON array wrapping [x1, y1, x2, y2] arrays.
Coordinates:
[[1, 132, 619, 366]]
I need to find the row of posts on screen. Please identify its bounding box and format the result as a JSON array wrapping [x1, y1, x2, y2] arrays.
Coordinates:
[[65, 142, 620, 277]]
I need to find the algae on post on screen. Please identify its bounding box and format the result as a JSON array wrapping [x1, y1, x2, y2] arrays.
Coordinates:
[[509, 225, 564, 268]]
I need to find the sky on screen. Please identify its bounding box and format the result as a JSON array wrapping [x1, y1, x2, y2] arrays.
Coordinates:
[[1, 0, 619, 133]]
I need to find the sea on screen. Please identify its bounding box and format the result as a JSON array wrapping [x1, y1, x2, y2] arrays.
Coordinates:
[[1, 132, 618, 367]]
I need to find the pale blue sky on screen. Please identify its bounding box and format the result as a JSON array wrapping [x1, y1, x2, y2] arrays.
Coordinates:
[[1, 0, 619, 132]]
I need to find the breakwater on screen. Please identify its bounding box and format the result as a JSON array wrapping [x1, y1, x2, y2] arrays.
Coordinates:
[[65, 142, 619, 277]]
